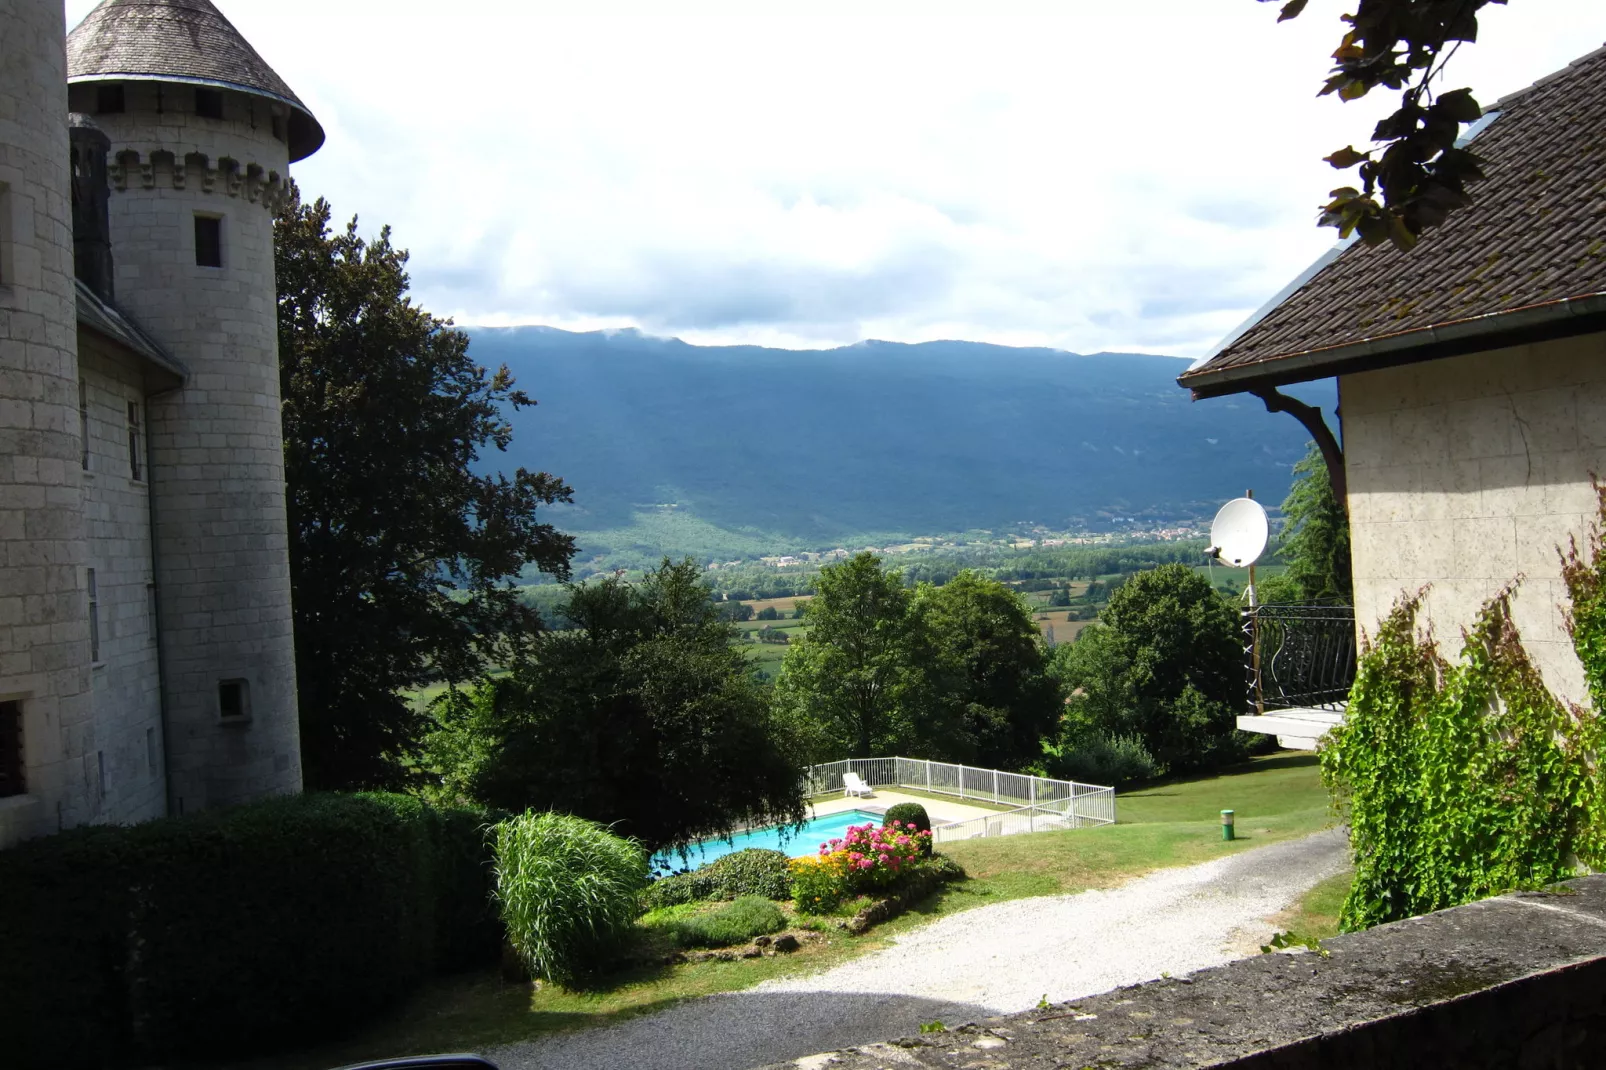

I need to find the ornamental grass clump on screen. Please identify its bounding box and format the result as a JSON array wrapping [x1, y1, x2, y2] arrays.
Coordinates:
[[791, 820, 929, 913], [493, 811, 648, 987]]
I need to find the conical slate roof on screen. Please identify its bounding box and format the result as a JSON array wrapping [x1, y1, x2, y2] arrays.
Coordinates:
[[67, 0, 323, 161]]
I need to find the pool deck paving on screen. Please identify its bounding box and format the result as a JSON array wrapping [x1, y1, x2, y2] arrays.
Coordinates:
[[809, 790, 1001, 827], [487, 829, 1347, 1070]]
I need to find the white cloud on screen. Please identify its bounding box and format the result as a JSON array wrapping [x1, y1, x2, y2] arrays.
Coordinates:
[[67, 0, 1606, 355]]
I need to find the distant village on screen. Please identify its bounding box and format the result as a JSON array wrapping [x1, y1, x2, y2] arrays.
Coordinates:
[[707, 523, 1208, 571]]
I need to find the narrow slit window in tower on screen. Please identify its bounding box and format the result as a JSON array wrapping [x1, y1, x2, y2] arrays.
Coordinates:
[[218, 679, 250, 721], [127, 400, 144, 481], [0, 701, 23, 798], [147, 582, 158, 645], [194, 215, 222, 268], [0, 183, 11, 287], [87, 568, 100, 663], [195, 88, 224, 120], [96, 84, 125, 114], [80, 379, 90, 470]]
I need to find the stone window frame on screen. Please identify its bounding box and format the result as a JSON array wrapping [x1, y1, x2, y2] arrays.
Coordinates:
[[194, 87, 224, 121], [96, 84, 125, 115], [126, 398, 145, 482], [80, 378, 91, 472], [217, 678, 252, 724], [87, 567, 101, 666], [0, 699, 24, 799], [193, 212, 224, 269], [0, 180, 13, 293]]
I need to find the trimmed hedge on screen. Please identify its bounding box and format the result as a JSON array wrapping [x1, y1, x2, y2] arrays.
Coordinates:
[[643, 847, 793, 909], [0, 792, 501, 1069]]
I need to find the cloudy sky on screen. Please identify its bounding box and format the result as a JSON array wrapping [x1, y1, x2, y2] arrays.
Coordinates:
[[68, 0, 1606, 356]]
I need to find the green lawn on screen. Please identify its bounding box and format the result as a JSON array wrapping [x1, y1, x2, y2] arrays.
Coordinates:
[[216, 753, 1337, 1070]]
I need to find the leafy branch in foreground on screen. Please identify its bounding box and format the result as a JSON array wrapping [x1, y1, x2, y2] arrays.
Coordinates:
[[1266, 0, 1502, 249]]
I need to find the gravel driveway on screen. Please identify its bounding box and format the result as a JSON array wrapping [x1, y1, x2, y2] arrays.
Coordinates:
[[488, 829, 1349, 1070]]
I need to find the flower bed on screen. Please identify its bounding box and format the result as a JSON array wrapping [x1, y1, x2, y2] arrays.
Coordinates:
[[791, 819, 934, 913]]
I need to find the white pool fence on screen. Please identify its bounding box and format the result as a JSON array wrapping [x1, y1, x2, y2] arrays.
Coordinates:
[[804, 756, 1115, 843]]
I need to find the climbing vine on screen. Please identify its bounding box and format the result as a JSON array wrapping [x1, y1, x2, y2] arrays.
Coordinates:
[[1323, 486, 1606, 930]]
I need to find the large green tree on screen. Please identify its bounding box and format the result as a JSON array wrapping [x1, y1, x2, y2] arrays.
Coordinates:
[[1279, 442, 1353, 603], [772, 553, 950, 761], [1051, 564, 1245, 776], [276, 188, 575, 790], [915, 572, 1062, 771], [424, 559, 806, 851]]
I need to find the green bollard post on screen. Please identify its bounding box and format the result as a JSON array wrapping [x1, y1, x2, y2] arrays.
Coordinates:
[[1221, 809, 1235, 842]]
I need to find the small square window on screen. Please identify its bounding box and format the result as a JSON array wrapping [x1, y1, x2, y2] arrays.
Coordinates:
[[97, 84, 125, 114], [0, 700, 23, 798], [194, 215, 222, 268], [195, 88, 224, 120], [218, 679, 250, 721]]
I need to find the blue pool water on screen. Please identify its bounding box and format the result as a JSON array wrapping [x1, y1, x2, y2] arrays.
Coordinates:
[[652, 808, 886, 873]]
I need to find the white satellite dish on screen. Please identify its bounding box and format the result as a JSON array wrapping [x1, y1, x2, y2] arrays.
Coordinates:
[[1208, 497, 1269, 568]]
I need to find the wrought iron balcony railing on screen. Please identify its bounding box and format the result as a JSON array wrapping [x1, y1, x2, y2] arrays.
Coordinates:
[[1242, 602, 1356, 713]]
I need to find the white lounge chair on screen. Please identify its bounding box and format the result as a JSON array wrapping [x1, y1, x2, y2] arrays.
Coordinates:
[[843, 772, 873, 798]]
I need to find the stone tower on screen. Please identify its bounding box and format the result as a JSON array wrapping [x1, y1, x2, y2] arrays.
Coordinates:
[[0, 0, 97, 844], [65, 0, 324, 813]]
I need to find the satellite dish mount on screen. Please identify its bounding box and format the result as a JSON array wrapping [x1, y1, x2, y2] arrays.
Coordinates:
[[1207, 490, 1270, 716]]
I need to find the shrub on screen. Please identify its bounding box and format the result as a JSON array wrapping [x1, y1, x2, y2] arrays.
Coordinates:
[[642, 848, 792, 909], [670, 895, 788, 948], [706, 847, 793, 899], [1047, 731, 1157, 787], [883, 803, 932, 855], [643, 870, 713, 909], [920, 853, 968, 883], [790, 851, 854, 913], [0, 792, 500, 1070], [494, 811, 648, 987]]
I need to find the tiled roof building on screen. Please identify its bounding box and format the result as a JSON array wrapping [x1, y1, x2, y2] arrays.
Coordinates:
[[1179, 44, 1606, 742]]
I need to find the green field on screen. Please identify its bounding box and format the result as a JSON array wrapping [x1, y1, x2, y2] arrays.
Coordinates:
[[229, 754, 1336, 1069]]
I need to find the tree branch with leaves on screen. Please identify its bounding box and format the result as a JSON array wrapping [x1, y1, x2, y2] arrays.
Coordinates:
[[1268, 0, 1502, 249]]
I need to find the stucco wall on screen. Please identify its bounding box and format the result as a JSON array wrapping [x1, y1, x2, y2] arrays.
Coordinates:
[[1342, 331, 1606, 706], [0, 0, 96, 847], [85, 81, 302, 811], [80, 334, 165, 825]]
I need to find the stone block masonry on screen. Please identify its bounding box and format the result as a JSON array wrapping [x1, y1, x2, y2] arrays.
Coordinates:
[[0, 0, 97, 847], [773, 876, 1606, 1069], [86, 80, 303, 811]]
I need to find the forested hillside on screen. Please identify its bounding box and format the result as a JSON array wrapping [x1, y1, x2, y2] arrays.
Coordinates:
[[468, 326, 1334, 554]]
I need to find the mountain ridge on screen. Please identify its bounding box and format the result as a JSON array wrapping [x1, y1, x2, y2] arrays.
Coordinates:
[[464, 326, 1333, 555]]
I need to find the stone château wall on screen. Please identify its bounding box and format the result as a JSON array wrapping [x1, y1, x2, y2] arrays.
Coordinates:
[[0, 0, 96, 847]]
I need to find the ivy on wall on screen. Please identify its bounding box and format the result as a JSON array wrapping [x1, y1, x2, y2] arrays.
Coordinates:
[[1323, 489, 1606, 931]]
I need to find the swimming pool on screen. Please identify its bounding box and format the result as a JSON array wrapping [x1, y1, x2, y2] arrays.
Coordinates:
[[653, 808, 886, 872]]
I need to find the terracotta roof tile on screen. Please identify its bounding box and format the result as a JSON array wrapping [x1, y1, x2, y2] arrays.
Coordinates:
[[1182, 44, 1606, 390]]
